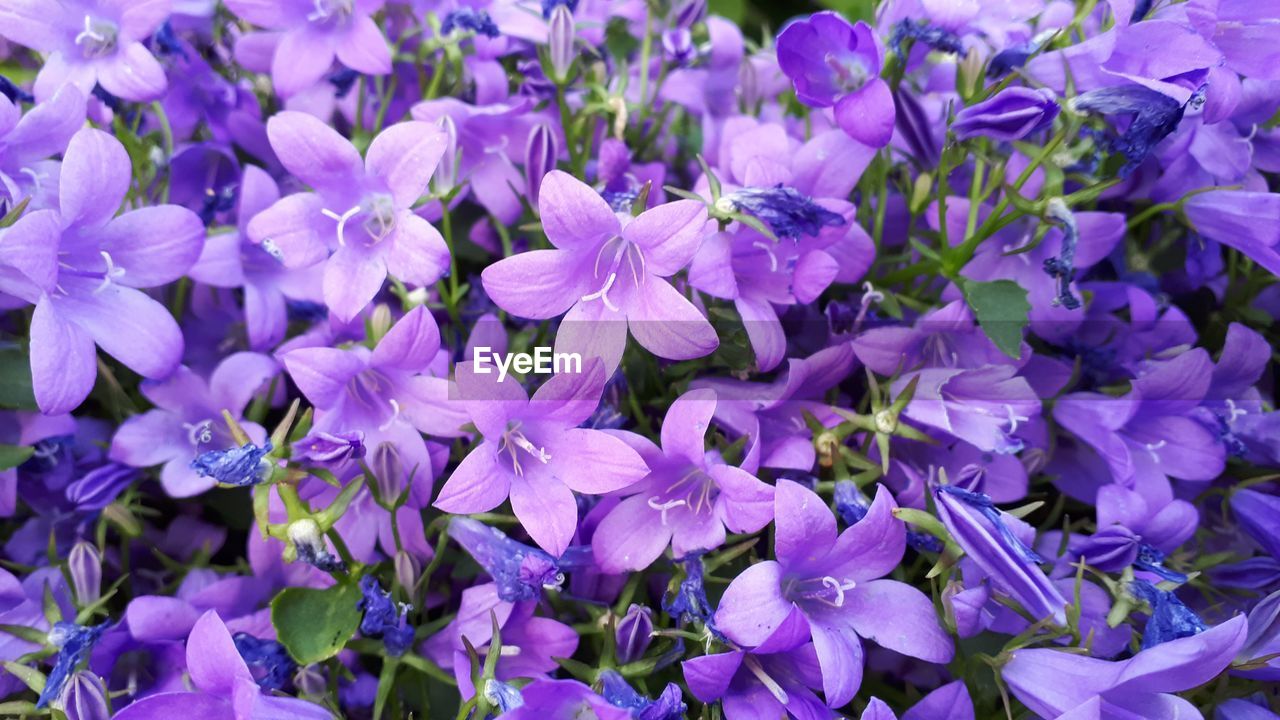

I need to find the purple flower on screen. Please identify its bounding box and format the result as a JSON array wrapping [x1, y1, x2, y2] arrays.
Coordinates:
[[108, 352, 276, 497], [112, 610, 330, 720], [481, 170, 717, 373], [0, 0, 169, 102], [1185, 191, 1280, 277], [1232, 489, 1280, 561], [248, 113, 451, 322], [282, 305, 467, 506], [713, 480, 953, 707], [592, 388, 774, 573], [952, 86, 1059, 141], [1069, 84, 1189, 176], [1003, 614, 1248, 718], [683, 644, 831, 720], [0, 84, 86, 209], [448, 517, 581, 601], [895, 365, 1041, 455], [776, 12, 895, 148], [0, 127, 205, 414], [434, 361, 649, 555], [498, 679, 628, 720], [223, 0, 392, 97]]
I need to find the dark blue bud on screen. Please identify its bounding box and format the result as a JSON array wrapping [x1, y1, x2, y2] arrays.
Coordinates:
[[1044, 198, 1081, 310], [599, 671, 687, 720], [889, 18, 964, 58], [939, 485, 1045, 564], [663, 554, 714, 627], [151, 21, 188, 59], [191, 441, 274, 487], [1070, 84, 1187, 178], [483, 679, 524, 712], [447, 518, 568, 601], [1134, 543, 1189, 584], [723, 185, 846, 241], [441, 8, 501, 38], [1128, 579, 1206, 649], [36, 622, 108, 708], [987, 43, 1036, 78], [233, 633, 296, 691], [357, 577, 414, 656]]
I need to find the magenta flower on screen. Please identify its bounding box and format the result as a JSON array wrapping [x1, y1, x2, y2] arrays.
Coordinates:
[[481, 170, 717, 374], [592, 388, 774, 573], [434, 362, 650, 555], [713, 480, 953, 707], [0, 0, 170, 102], [0, 127, 205, 415], [776, 12, 894, 148], [282, 305, 467, 507], [248, 113, 450, 322], [224, 0, 392, 98], [108, 353, 278, 498]]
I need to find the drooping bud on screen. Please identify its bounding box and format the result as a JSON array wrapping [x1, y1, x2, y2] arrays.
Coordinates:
[[547, 4, 576, 84], [57, 672, 110, 720], [191, 441, 275, 487], [615, 604, 654, 664], [287, 519, 345, 573], [447, 517, 568, 601], [37, 623, 107, 709], [524, 122, 558, 209], [357, 576, 414, 656], [431, 115, 458, 196], [68, 542, 101, 608]]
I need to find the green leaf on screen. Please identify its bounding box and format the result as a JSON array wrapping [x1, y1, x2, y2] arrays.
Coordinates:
[[2, 661, 46, 694], [961, 279, 1030, 359], [271, 581, 363, 665], [0, 349, 37, 411], [0, 444, 33, 471]]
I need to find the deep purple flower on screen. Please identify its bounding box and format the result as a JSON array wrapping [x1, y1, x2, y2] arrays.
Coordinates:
[[248, 113, 450, 322], [713, 480, 952, 707], [683, 644, 831, 720], [776, 12, 895, 147], [952, 86, 1059, 141], [0, 0, 169, 102]]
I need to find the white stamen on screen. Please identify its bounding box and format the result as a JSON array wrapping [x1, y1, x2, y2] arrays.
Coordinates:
[[1144, 440, 1167, 462], [743, 656, 789, 704], [184, 420, 213, 446], [860, 281, 884, 306], [321, 205, 362, 247], [1225, 398, 1247, 422], [509, 432, 551, 464], [1004, 404, 1030, 434], [580, 272, 620, 312], [498, 645, 522, 656], [378, 399, 401, 431], [753, 241, 778, 272], [818, 576, 857, 607], [648, 497, 687, 525], [74, 15, 105, 46], [95, 251, 124, 294]]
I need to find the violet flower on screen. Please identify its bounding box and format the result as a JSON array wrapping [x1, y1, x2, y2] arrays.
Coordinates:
[[481, 170, 717, 373], [776, 12, 895, 148], [682, 644, 830, 720], [951, 86, 1059, 141], [0, 0, 169, 102], [713, 480, 953, 707], [223, 0, 392, 98], [0, 84, 86, 209], [434, 361, 649, 555], [592, 388, 774, 573], [248, 113, 450, 322], [0, 127, 205, 415]]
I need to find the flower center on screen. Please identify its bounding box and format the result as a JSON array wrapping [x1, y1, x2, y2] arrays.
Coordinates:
[[825, 53, 869, 93], [57, 250, 126, 295], [786, 575, 858, 608], [184, 420, 214, 446], [322, 193, 396, 247], [75, 15, 119, 58], [647, 467, 720, 524], [580, 236, 646, 312], [307, 0, 353, 24], [498, 423, 552, 477]]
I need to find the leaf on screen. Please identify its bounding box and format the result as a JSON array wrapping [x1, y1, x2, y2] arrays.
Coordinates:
[[961, 279, 1030, 359], [0, 445, 34, 471], [271, 581, 363, 665], [0, 349, 37, 411], [1, 661, 46, 694]]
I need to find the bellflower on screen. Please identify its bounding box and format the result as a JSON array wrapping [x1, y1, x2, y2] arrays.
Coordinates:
[[894, 365, 1041, 455], [1232, 489, 1280, 561], [108, 353, 276, 497], [952, 86, 1059, 141], [498, 679, 628, 720], [0, 0, 170, 102], [248, 113, 451, 322], [282, 305, 467, 506], [0, 127, 205, 415], [682, 644, 831, 720], [713, 481, 953, 707], [481, 170, 717, 374], [434, 361, 649, 555], [776, 12, 894, 147], [224, 0, 392, 97], [231, 633, 294, 691], [112, 611, 331, 720], [1004, 615, 1248, 719], [592, 388, 774, 573], [0, 84, 86, 209]]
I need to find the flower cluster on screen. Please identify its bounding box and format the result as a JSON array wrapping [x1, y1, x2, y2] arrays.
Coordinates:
[[1, 0, 1279, 719]]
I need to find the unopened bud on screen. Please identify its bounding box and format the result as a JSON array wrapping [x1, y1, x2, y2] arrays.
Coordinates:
[[615, 604, 654, 664], [103, 503, 142, 538], [547, 4, 576, 83], [671, 0, 707, 29], [68, 542, 101, 608], [368, 304, 393, 344], [395, 550, 420, 593], [368, 442, 405, 508], [58, 672, 110, 720], [431, 115, 458, 196], [525, 123, 558, 209]]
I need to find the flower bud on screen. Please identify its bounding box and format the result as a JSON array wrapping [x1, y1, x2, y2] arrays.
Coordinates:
[[368, 442, 405, 507], [368, 304, 393, 344], [394, 549, 420, 593], [68, 542, 101, 607], [547, 4, 575, 83], [431, 115, 458, 196], [287, 519, 345, 572], [295, 431, 365, 464], [524, 123, 558, 209], [952, 86, 1059, 142], [662, 28, 695, 66], [58, 672, 110, 720], [614, 604, 653, 664], [671, 0, 706, 29]]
